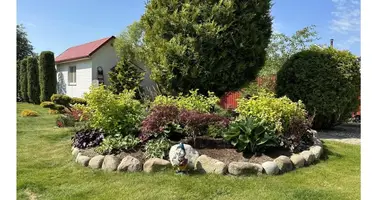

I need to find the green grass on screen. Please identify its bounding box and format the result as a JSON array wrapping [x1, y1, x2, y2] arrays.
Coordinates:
[[17, 103, 361, 200]]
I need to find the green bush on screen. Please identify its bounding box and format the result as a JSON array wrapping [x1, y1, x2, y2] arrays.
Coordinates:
[[27, 56, 40, 104], [84, 85, 144, 136], [51, 94, 72, 107], [276, 47, 361, 129], [20, 59, 28, 101], [236, 91, 307, 134], [223, 117, 278, 155], [141, 0, 272, 96], [152, 89, 219, 113], [95, 135, 140, 155], [52, 104, 65, 111], [39, 51, 57, 102], [70, 97, 87, 105], [40, 101, 55, 109], [144, 137, 171, 159], [56, 114, 75, 127]]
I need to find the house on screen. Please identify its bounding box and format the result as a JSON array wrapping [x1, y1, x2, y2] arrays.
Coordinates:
[[55, 36, 156, 98]]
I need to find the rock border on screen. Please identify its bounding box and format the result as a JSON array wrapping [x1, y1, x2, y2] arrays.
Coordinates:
[[71, 131, 324, 176]]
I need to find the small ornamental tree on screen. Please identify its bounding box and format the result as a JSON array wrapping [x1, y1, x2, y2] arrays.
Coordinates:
[[141, 0, 273, 96], [20, 58, 28, 101], [276, 47, 361, 129], [26, 56, 40, 104], [39, 51, 57, 101]]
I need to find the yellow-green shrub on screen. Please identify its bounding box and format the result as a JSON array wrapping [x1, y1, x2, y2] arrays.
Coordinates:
[[71, 97, 87, 105], [40, 101, 55, 109], [21, 109, 39, 117], [152, 89, 219, 113], [236, 91, 307, 134], [48, 109, 59, 115]]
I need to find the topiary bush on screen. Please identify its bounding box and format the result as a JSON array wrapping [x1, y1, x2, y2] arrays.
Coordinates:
[[70, 97, 87, 105], [40, 101, 55, 109], [39, 51, 57, 102], [27, 56, 40, 104], [276, 47, 361, 129], [141, 0, 273, 96], [20, 59, 28, 102], [51, 94, 72, 107]]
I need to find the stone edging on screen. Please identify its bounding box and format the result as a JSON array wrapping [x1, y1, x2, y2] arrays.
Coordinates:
[[71, 132, 324, 176]]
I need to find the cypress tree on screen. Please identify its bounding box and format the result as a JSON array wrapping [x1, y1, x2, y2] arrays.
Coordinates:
[[20, 59, 28, 101], [39, 51, 57, 101], [27, 56, 40, 104]]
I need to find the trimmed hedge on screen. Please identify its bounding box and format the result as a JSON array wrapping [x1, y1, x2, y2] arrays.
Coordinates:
[[40, 101, 55, 109], [27, 57, 40, 104], [51, 94, 71, 107], [71, 97, 87, 105], [20, 59, 28, 101], [39, 51, 57, 102], [276, 47, 360, 129]]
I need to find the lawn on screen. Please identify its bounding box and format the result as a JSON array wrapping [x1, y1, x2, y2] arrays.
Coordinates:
[[17, 103, 360, 200]]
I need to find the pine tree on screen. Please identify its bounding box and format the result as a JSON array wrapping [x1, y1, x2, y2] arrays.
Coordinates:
[[20, 58, 28, 101], [39, 51, 57, 101], [27, 56, 40, 104]]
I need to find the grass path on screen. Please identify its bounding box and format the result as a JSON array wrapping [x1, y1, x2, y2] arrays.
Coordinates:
[[17, 103, 361, 200]]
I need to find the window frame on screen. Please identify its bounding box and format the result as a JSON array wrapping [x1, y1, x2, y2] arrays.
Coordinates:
[[68, 66, 77, 85]]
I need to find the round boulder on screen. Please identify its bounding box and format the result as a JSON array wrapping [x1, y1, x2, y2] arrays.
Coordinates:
[[76, 155, 91, 167], [309, 145, 323, 160], [228, 162, 262, 176], [102, 155, 121, 171], [117, 155, 142, 172], [195, 155, 227, 175], [300, 150, 316, 165], [143, 158, 171, 173], [261, 161, 279, 175], [274, 156, 293, 173], [290, 154, 305, 168], [72, 147, 80, 158], [89, 155, 105, 169], [169, 143, 199, 170]]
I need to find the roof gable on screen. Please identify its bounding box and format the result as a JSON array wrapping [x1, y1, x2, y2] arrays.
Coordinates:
[[55, 36, 115, 64]]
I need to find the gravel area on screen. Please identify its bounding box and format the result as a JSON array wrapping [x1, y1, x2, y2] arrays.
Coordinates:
[[317, 123, 361, 145]]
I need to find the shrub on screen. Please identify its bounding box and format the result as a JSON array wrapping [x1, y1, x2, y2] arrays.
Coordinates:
[[236, 91, 307, 134], [51, 94, 72, 107], [141, 0, 272, 96], [27, 56, 40, 104], [223, 117, 278, 155], [40, 101, 55, 109], [56, 114, 75, 127], [144, 137, 171, 159], [70, 97, 87, 105], [152, 89, 219, 113], [207, 124, 228, 138], [39, 51, 57, 102], [276, 47, 361, 129], [21, 109, 38, 117], [95, 135, 140, 154], [52, 104, 65, 111], [84, 85, 144, 135], [20, 59, 28, 101], [48, 109, 59, 115], [72, 129, 105, 149]]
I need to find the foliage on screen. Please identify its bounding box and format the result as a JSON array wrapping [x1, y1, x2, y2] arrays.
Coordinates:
[[72, 129, 105, 149], [51, 104, 65, 112], [48, 109, 59, 115], [240, 80, 275, 99], [39, 51, 57, 102], [152, 89, 219, 113], [51, 94, 72, 107], [223, 117, 278, 154], [84, 85, 144, 135], [207, 124, 228, 138], [144, 137, 171, 159], [141, 0, 273, 96], [17, 62, 21, 98], [95, 135, 140, 154], [259, 25, 320, 76], [66, 107, 90, 122], [236, 91, 307, 134], [17, 24, 34, 62], [276, 47, 361, 129], [21, 109, 38, 117], [26, 56, 40, 104], [56, 114, 75, 128], [20, 59, 28, 101], [109, 21, 145, 95], [40, 101, 55, 109], [70, 97, 87, 105]]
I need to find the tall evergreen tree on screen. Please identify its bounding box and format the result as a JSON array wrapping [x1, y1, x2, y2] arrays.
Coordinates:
[[27, 57, 40, 104], [20, 59, 28, 101], [39, 51, 57, 101]]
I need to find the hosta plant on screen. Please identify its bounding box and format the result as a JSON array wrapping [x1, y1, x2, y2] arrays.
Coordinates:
[[144, 137, 171, 159], [95, 134, 141, 154], [72, 129, 105, 149], [223, 117, 278, 155]]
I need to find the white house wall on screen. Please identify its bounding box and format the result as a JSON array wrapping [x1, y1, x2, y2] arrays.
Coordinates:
[[56, 59, 93, 98], [90, 40, 118, 85]]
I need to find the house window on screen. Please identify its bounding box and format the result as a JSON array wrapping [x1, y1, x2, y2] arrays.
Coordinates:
[[97, 66, 104, 84], [68, 66, 76, 84]]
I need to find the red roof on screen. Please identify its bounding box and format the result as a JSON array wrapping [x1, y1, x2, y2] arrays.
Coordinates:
[[55, 36, 115, 64]]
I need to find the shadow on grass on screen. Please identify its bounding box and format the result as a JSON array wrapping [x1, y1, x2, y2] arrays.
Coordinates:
[[319, 142, 343, 161]]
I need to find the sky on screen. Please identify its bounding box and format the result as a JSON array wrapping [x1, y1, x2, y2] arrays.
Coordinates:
[[17, 0, 361, 56]]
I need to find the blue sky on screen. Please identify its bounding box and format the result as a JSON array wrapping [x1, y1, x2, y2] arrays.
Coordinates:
[[17, 0, 360, 56]]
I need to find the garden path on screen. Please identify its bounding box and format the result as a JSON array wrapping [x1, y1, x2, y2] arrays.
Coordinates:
[[318, 123, 361, 145]]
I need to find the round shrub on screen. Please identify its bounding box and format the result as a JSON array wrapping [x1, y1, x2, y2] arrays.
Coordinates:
[[141, 0, 273, 96], [21, 109, 38, 117], [39, 51, 57, 102], [276, 47, 360, 129], [70, 97, 87, 105]]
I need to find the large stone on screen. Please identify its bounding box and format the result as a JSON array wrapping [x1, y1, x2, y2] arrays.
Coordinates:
[[195, 155, 227, 175], [102, 155, 121, 171], [274, 156, 293, 173], [309, 145, 323, 160], [169, 143, 199, 170], [76, 155, 91, 167], [228, 162, 262, 176], [261, 161, 279, 175], [143, 158, 171, 173], [300, 150, 315, 165], [72, 148, 80, 158], [89, 155, 105, 169], [290, 154, 305, 168], [117, 156, 142, 172]]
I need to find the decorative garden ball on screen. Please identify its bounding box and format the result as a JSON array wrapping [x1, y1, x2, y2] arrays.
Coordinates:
[[175, 143, 188, 175]]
